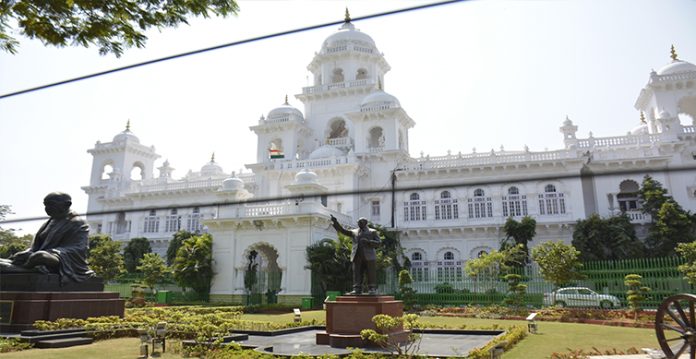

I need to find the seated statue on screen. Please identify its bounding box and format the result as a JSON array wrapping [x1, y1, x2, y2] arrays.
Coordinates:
[[0, 192, 94, 284]]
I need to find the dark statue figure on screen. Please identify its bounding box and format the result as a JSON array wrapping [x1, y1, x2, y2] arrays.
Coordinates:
[[0, 192, 94, 284], [330, 215, 381, 295]]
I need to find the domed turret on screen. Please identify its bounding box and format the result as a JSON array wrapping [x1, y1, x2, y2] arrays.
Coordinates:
[[113, 120, 140, 144], [360, 87, 400, 112], [322, 9, 375, 51], [656, 45, 696, 75], [294, 169, 318, 184], [222, 172, 245, 191], [267, 96, 304, 122], [201, 153, 224, 177]]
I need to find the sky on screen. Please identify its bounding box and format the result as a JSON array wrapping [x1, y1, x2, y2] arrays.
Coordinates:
[[1, 0, 695, 234]]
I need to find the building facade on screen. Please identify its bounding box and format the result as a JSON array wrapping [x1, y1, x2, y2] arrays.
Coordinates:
[[82, 19, 696, 303]]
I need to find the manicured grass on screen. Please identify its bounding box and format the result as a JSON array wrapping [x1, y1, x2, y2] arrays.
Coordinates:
[[1, 311, 659, 358], [417, 316, 658, 358]]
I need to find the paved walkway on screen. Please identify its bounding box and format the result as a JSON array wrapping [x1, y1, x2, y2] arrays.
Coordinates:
[[240, 329, 499, 357]]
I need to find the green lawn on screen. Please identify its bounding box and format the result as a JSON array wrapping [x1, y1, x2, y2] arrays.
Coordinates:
[[0, 312, 659, 358]]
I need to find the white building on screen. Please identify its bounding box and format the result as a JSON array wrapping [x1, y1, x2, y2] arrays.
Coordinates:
[[82, 18, 696, 304]]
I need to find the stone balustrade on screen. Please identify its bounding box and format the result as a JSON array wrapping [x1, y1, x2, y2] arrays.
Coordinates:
[[302, 79, 373, 94]]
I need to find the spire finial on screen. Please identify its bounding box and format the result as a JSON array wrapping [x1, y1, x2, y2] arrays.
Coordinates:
[[284, 94, 289, 105], [671, 44, 678, 61], [640, 111, 647, 124], [125, 119, 131, 131], [211, 152, 215, 162], [345, 8, 351, 23]]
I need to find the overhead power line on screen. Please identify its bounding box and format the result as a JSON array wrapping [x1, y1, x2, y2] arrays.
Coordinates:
[[0, 0, 467, 100], [2, 163, 694, 225]]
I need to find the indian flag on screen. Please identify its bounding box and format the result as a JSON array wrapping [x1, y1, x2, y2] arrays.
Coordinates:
[[269, 149, 284, 159]]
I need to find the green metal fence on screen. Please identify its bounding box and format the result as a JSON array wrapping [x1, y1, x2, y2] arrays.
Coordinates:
[[395, 257, 694, 309]]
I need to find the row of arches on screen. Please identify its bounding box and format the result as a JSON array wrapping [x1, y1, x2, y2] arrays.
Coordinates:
[[319, 67, 370, 85], [407, 247, 492, 283], [100, 162, 145, 181]]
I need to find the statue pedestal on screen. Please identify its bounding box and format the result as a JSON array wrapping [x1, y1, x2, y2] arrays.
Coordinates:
[[316, 295, 409, 348], [0, 274, 125, 333]]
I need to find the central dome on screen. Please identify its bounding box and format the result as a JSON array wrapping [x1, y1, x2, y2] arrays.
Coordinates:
[[323, 22, 376, 49], [657, 60, 696, 75]]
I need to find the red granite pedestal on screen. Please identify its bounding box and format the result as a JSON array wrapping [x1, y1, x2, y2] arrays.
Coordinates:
[[0, 291, 125, 333], [316, 295, 410, 348]]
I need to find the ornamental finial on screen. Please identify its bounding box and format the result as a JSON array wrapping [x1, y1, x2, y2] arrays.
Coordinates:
[[211, 152, 215, 162], [640, 111, 646, 124], [126, 119, 131, 131], [345, 8, 351, 23], [671, 44, 678, 61], [284, 94, 289, 105]]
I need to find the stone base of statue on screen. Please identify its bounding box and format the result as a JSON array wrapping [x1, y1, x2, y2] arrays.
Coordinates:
[[0, 274, 125, 333], [316, 295, 410, 348]]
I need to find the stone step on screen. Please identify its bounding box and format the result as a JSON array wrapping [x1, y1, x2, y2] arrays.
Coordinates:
[[20, 330, 89, 343], [35, 337, 93, 349], [21, 328, 85, 337]]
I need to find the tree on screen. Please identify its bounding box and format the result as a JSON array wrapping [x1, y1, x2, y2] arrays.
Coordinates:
[[398, 269, 416, 311], [501, 216, 536, 265], [637, 175, 696, 256], [123, 237, 152, 273], [0, 205, 33, 258], [624, 274, 650, 320], [572, 214, 645, 261], [0, 0, 239, 56], [305, 237, 352, 296], [647, 200, 696, 256], [677, 241, 696, 285], [167, 230, 194, 266], [88, 233, 111, 250], [172, 233, 213, 299], [137, 253, 169, 293], [465, 245, 523, 292], [531, 241, 584, 288], [503, 273, 527, 309], [88, 236, 125, 281], [638, 175, 670, 219], [360, 314, 422, 356]]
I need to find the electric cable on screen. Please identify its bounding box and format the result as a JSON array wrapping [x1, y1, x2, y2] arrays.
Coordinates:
[[2, 162, 695, 225], [0, 0, 467, 100]]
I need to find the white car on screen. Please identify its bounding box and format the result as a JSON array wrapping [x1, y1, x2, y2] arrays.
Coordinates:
[[543, 287, 621, 309]]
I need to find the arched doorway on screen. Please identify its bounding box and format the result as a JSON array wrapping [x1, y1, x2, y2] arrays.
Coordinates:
[[243, 243, 282, 305]]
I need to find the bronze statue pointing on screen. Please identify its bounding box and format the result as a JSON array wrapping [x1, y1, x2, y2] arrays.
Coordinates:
[[0, 192, 94, 283], [330, 215, 381, 295]]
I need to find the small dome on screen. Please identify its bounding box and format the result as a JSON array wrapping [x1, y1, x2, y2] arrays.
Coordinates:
[[656, 60, 696, 75], [630, 124, 649, 135], [267, 100, 304, 122], [659, 110, 672, 119], [295, 169, 318, 184], [308, 144, 345, 159], [222, 175, 244, 191], [360, 90, 400, 111], [562, 116, 573, 126], [323, 22, 375, 49], [113, 121, 140, 144], [201, 154, 223, 177]]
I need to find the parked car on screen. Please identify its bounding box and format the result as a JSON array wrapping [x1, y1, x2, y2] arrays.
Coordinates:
[[543, 287, 621, 308]]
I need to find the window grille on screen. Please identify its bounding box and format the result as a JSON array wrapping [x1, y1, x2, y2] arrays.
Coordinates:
[[468, 189, 493, 218], [404, 193, 426, 221], [435, 191, 458, 220]]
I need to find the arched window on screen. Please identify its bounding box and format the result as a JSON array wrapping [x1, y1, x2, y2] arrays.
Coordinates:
[[332, 68, 344, 83], [356, 68, 368, 80], [130, 162, 145, 180], [437, 251, 462, 282], [502, 186, 528, 217], [269, 139, 284, 159], [539, 184, 566, 215], [101, 164, 114, 180], [435, 191, 459, 220], [165, 208, 180, 232], [477, 250, 488, 258], [618, 180, 640, 212], [368, 127, 385, 151], [409, 252, 428, 282], [404, 193, 426, 221], [187, 207, 202, 232], [468, 189, 493, 218], [144, 209, 160, 233]]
